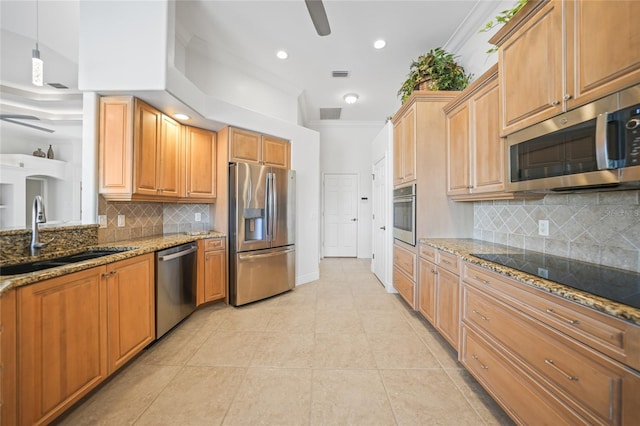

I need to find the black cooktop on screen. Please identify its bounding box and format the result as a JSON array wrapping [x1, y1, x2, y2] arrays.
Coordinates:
[[471, 252, 640, 309]]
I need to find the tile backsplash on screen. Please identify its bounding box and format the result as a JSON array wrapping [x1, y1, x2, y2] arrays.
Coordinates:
[[474, 191, 640, 272], [98, 196, 211, 243]]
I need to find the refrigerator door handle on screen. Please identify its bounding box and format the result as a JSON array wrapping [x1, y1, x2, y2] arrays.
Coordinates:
[[265, 173, 272, 241], [271, 172, 277, 241], [238, 247, 295, 260]]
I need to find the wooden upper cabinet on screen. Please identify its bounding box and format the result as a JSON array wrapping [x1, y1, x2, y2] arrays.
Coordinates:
[[262, 135, 291, 169], [446, 102, 470, 195], [494, 0, 640, 135], [185, 126, 217, 200], [392, 103, 416, 186], [99, 96, 217, 202], [229, 127, 262, 163], [567, 0, 640, 109], [445, 65, 522, 201], [497, 0, 563, 134], [99, 96, 134, 197], [228, 127, 291, 169]]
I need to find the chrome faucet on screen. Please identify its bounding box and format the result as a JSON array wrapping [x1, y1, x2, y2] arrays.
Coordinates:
[[30, 195, 49, 256]]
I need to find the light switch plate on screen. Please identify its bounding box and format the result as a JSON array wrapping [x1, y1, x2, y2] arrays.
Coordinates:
[[117, 215, 125, 227], [98, 215, 107, 228]]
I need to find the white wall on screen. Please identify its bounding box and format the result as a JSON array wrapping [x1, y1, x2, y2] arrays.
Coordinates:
[[309, 121, 385, 259], [77, 0, 321, 285]]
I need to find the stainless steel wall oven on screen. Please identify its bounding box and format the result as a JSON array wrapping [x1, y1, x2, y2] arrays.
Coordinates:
[[393, 184, 416, 246]]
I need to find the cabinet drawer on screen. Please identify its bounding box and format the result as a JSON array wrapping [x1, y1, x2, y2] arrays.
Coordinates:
[[204, 238, 225, 252], [419, 244, 436, 262], [393, 244, 416, 280], [463, 285, 640, 424], [393, 267, 415, 309], [461, 326, 582, 426], [437, 250, 459, 274], [463, 261, 640, 371]]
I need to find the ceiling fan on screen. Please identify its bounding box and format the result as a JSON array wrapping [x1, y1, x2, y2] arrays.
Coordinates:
[[305, 0, 331, 36], [0, 114, 55, 133]]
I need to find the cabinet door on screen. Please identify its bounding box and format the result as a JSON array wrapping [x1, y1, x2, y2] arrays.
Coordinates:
[[203, 250, 227, 303], [401, 105, 416, 182], [446, 102, 470, 195], [134, 100, 162, 196], [418, 258, 436, 325], [106, 254, 155, 374], [158, 114, 182, 197], [262, 135, 290, 169], [393, 267, 415, 309], [18, 267, 107, 425], [99, 97, 133, 196], [499, 0, 563, 134], [186, 126, 217, 199], [1, 290, 17, 426], [435, 268, 460, 350], [471, 80, 504, 193], [229, 128, 261, 164], [567, 0, 640, 109], [393, 118, 404, 185]]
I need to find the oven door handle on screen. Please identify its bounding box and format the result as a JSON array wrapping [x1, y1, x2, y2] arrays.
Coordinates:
[[393, 196, 415, 202]]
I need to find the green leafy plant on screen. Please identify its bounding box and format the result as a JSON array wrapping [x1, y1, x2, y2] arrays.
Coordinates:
[[480, 0, 528, 53], [397, 47, 472, 103]]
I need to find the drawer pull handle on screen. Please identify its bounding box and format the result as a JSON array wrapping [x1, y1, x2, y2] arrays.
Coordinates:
[[544, 359, 578, 381], [431, 269, 437, 274], [473, 276, 491, 286], [545, 309, 579, 325], [441, 259, 452, 265], [472, 310, 490, 321], [472, 354, 489, 370]]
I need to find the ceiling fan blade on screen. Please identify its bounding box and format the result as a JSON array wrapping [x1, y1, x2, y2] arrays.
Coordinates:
[[305, 0, 331, 36]]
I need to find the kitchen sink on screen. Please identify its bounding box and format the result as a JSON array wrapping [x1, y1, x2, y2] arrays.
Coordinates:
[[0, 249, 133, 276]]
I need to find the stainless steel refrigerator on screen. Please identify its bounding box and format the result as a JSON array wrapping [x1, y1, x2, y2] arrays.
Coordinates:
[[229, 162, 295, 306]]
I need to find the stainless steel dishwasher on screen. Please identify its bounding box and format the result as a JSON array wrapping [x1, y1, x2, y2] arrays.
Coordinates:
[[155, 243, 198, 339]]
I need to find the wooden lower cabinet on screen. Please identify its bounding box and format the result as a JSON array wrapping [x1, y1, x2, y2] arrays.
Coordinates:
[[462, 262, 640, 425], [417, 258, 436, 324], [461, 325, 581, 425], [197, 238, 227, 305], [18, 267, 108, 426], [106, 253, 155, 373], [1, 290, 17, 426], [393, 243, 416, 309], [16, 254, 155, 425], [435, 267, 459, 350]]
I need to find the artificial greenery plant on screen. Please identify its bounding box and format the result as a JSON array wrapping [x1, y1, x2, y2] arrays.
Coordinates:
[[397, 47, 472, 103], [480, 0, 528, 53]]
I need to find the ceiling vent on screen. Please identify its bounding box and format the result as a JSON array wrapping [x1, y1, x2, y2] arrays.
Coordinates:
[[320, 108, 342, 120], [47, 83, 68, 89], [331, 70, 350, 78]]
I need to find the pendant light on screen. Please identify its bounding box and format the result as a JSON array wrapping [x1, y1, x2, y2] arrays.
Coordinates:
[[32, 0, 43, 86]]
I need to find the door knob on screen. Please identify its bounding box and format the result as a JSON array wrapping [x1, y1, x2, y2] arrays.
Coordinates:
[[380, 226, 386, 230], [351, 218, 357, 221]]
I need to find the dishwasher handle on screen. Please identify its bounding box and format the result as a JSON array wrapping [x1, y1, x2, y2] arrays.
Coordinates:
[[158, 245, 198, 262]]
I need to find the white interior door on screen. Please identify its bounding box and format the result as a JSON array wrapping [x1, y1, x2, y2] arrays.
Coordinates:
[[323, 174, 358, 257], [372, 157, 387, 283]]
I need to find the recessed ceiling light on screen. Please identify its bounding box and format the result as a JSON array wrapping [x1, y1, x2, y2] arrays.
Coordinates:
[[343, 93, 359, 104], [276, 50, 288, 59], [174, 113, 190, 120], [374, 39, 386, 49]]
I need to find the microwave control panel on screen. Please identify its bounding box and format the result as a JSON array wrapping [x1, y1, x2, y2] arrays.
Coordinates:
[[624, 105, 640, 166]]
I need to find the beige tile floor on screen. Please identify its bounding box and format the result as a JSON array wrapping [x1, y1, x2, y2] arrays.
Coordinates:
[[57, 258, 514, 426]]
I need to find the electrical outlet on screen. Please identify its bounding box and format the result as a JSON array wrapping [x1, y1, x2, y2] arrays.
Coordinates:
[[98, 215, 107, 228], [195, 212, 202, 222], [537, 267, 549, 279], [117, 215, 125, 227], [538, 219, 549, 237]]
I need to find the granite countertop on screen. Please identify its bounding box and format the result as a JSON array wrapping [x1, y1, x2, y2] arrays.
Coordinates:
[[419, 238, 640, 326], [0, 231, 226, 294]]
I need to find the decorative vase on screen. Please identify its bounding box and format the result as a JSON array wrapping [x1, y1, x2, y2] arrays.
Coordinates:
[[33, 148, 46, 158], [47, 145, 54, 159]]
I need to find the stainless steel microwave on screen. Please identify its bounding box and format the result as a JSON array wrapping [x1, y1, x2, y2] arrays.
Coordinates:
[[505, 85, 640, 192]]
